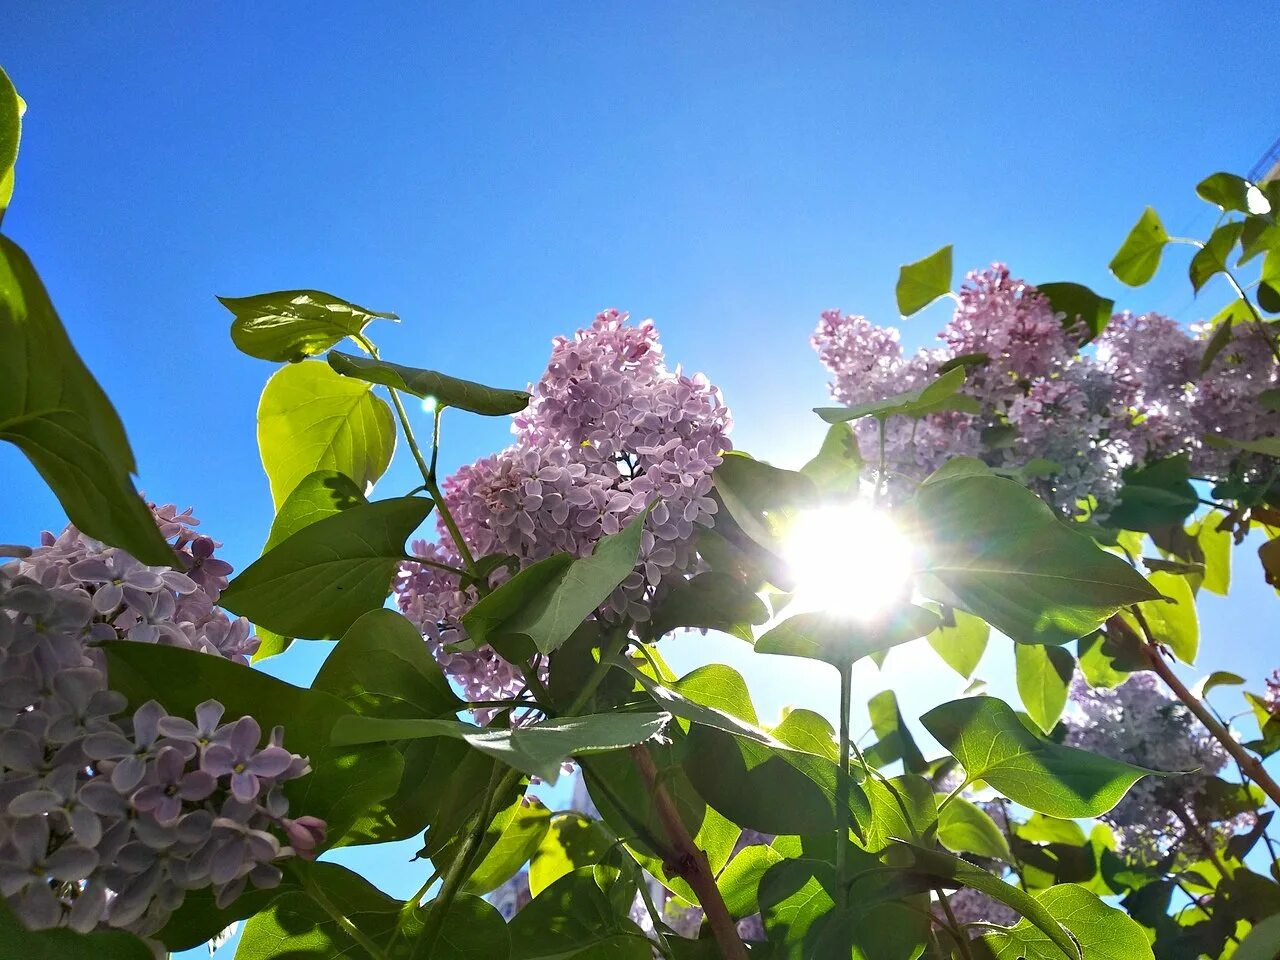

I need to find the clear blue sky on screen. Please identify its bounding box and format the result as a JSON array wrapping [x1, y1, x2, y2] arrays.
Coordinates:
[[2, 4, 1277, 950]]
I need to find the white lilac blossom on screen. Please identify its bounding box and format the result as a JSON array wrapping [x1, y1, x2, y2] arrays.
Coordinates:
[[1062, 673, 1248, 860], [0, 507, 323, 938], [812, 264, 1279, 513], [396, 310, 732, 705]]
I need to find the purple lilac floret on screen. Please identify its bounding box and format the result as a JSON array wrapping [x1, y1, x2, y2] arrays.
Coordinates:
[[0, 505, 324, 939], [1062, 672, 1249, 861], [396, 310, 732, 707], [812, 264, 1279, 513]]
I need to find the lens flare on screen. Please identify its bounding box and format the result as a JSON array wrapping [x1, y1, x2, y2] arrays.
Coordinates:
[[782, 502, 915, 621]]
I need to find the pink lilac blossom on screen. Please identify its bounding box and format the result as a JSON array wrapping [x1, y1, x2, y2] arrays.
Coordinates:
[[1062, 673, 1247, 860], [1264, 670, 1280, 716], [812, 264, 1278, 513], [937, 887, 1020, 931], [0, 507, 322, 938], [396, 310, 732, 704]]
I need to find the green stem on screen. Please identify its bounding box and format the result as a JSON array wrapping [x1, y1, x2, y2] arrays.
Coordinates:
[[426, 473, 480, 576], [302, 868, 390, 960], [635, 872, 675, 960], [401, 554, 468, 577], [937, 889, 976, 960], [836, 661, 853, 910]]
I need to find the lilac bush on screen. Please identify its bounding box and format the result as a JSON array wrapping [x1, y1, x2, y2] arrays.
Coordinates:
[[0, 508, 322, 938]]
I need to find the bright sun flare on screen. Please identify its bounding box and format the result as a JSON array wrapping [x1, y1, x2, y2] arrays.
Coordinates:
[[782, 502, 916, 622]]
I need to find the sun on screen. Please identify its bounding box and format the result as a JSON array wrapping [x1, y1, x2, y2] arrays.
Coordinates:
[[781, 501, 916, 622]]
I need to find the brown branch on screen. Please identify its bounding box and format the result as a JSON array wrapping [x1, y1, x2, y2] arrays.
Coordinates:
[[630, 745, 749, 960]]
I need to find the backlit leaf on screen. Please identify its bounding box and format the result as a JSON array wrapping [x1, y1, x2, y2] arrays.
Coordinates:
[[1110, 206, 1169, 286], [977, 882, 1153, 960], [896, 244, 953, 316], [815, 366, 976, 424], [1037, 281, 1115, 343], [1016, 643, 1075, 734], [925, 607, 989, 679], [221, 289, 396, 363], [756, 604, 940, 671], [938, 796, 1012, 861], [329, 350, 529, 416]]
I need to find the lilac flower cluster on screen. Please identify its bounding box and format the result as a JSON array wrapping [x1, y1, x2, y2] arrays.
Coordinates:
[[1265, 669, 1280, 717], [813, 264, 1278, 512], [397, 310, 732, 704], [1062, 673, 1247, 860], [0, 509, 322, 937]]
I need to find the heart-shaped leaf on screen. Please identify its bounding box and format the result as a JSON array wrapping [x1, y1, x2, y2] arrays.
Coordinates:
[[221, 289, 396, 363]]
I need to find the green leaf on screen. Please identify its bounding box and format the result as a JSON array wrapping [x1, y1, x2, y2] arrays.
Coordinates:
[[529, 812, 616, 897], [254, 469, 369, 660], [859, 774, 937, 851], [1119, 569, 1199, 663], [1015, 643, 1075, 734], [800, 422, 863, 494], [1199, 299, 1249, 373], [1259, 248, 1280, 313], [925, 607, 990, 679], [429, 895, 512, 960], [220, 289, 397, 363], [921, 695, 1157, 819], [0, 66, 22, 222], [712, 452, 816, 554], [459, 795, 551, 895], [915, 472, 1162, 645], [977, 882, 1153, 960], [815, 365, 976, 424], [1076, 629, 1144, 690], [221, 496, 432, 640], [0, 236, 173, 565], [1196, 670, 1246, 698], [328, 350, 530, 416], [645, 571, 768, 642], [864, 689, 928, 773], [1107, 454, 1199, 532], [938, 796, 1012, 861], [1036, 282, 1115, 343], [257, 359, 396, 509], [1194, 512, 1231, 597], [507, 866, 649, 960], [461, 510, 649, 655], [896, 244, 953, 316], [1196, 172, 1253, 213], [755, 605, 941, 671], [1109, 206, 1169, 286], [1206, 434, 1280, 457], [331, 711, 671, 784], [717, 843, 785, 918], [1234, 913, 1280, 960], [103, 642, 401, 846], [1189, 221, 1244, 293], [0, 896, 152, 960]]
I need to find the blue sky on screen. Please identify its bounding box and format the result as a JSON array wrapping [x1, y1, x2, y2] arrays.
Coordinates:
[[2, 4, 1278, 949]]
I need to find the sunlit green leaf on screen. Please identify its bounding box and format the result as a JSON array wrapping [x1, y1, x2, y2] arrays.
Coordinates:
[[0, 66, 22, 222], [801, 422, 863, 494], [864, 689, 928, 773], [925, 607, 989, 679], [977, 882, 1153, 960], [1110, 206, 1169, 286], [455, 795, 551, 896], [712, 452, 816, 554], [938, 796, 1012, 861], [1118, 569, 1198, 663], [329, 350, 529, 416], [529, 812, 616, 898], [1037, 281, 1115, 343], [756, 604, 940, 671], [815, 366, 976, 424], [896, 244, 953, 316], [1016, 643, 1075, 734], [220, 496, 432, 640], [257, 359, 396, 509], [1196, 172, 1253, 213], [1189, 221, 1244, 293], [921, 695, 1157, 818], [221, 289, 396, 363]]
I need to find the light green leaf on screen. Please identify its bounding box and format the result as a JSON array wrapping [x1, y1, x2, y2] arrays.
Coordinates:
[[1196, 670, 1246, 698], [462, 510, 649, 656], [1016, 643, 1075, 734], [458, 796, 551, 896], [1189, 221, 1244, 293], [220, 289, 396, 363], [221, 496, 432, 640], [896, 244, 953, 316], [925, 607, 989, 679], [800, 422, 863, 494], [977, 882, 1153, 960], [1036, 282, 1115, 343], [529, 812, 616, 898], [937, 796, 1012, 861], [328, 350, 529, 416], [257, 359, 396, 509], [1119, 569, 1198, 663], [331, 711, 671, 784], [916, 472, 1162, 645], [0, 237, 173, 565], [1109, 206, 1169, 286], [1196, 172, 1253, 213], [756, 605, 941, 671], [645, 571, 768, 642], [0, 66, 21, 222], [815, 365, 976, 424], [717, 844, 784, 918], [921, 695, 1157, 818], [859, 774, 937, 850]]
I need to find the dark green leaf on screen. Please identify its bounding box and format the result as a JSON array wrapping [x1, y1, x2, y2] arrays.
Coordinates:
[[1107, 454, 1200, 532], [815, 365, 977, 424], [1260, 248, 1280, 313], [938, 796, 1012, 861], [915, 472, 1162, 645], [1205, 434, 1280, 457], [429, 895, 511, 960], [864, 689, 928, 773], [507, 866, 649, 960], [1199, 300, 1249, 373], [257, 359, 396, 509], [1196, 172, 1253, 212], [103, 642, 401, 846], [977, 882, 1153, 960], [800, 422, 863, 494], [0, 237, 173, 565], [0, 65, 22, 221], [331, 710, 671, 784], [221, 289, 397, 363], [755, 604, 941, 670], [1240, 214, 1280, 265], [456, 795, 551, 895], [461, 510, 649, 656], [1036, 281, 1115, 343], [0, 896, 152, 960], [329, 350, 529, 416], [645, 571, 768, 642], [1233, 912, 1280, 960], [1189, 221, 1244, 293], [1015, 643, 1075, 734], [712, 452, 816, 555], [925, 607, 989, 679], [1109, 206, 1169, 286], [221, 496, 431, 640], [921, 695, 1157, 819], [896, 244, 953, 316]]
